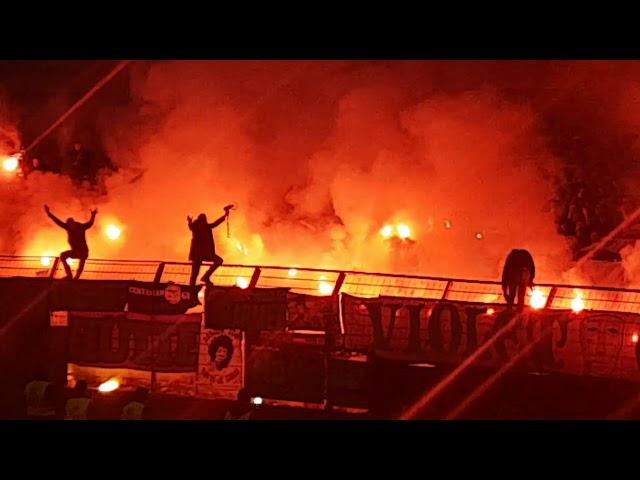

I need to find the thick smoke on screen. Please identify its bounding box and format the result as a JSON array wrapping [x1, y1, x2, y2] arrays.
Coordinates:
[[85, 61, 570, 281], [13, 60, 640, 283]]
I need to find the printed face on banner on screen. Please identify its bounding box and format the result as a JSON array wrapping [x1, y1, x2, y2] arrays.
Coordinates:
[[197, 329, 244, 399], [579, 314, 624, 376], [164, 285, 182, 305]]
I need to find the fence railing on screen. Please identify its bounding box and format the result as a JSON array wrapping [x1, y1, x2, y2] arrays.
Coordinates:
[[3, 255, 640, 314]]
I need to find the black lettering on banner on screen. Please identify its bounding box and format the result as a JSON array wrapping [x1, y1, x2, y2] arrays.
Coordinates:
[[385, 303, 404, 347], [405, 304, 425, 355], [428, 303, 462, 358], [491, 310, 516, 362], [365, 301, 387, 350], [67, 313, 200, 371], [463, 306, 485, 355]]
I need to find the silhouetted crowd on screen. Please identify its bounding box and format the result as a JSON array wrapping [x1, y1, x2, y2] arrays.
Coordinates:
[[555, 168, 625, 261], [20, 141, 114, 189]]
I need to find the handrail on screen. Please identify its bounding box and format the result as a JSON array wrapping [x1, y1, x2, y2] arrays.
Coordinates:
[[2, 255, 640, 314]]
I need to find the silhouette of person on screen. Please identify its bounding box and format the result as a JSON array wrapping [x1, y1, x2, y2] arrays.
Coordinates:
[[187, 207, 229, 286], [44, 204, 97, 280], [501, 249, 535, 309]]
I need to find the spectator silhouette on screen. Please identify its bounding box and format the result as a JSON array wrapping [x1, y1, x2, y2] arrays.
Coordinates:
[[44, 205, 97, 279]]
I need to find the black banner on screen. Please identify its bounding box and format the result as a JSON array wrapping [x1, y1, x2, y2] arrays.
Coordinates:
[[49, 280, 128, 312], [67, 312, 201, 372], [245, 333, 325, 403], [126, 281, 201, 315], [204, 286, 289, 331]]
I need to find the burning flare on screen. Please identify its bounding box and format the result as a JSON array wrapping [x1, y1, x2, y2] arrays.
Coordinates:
[[2, 156, 19, 173], [98, 378, 120, 393], [529, 288, 546, 309], [236, 277, 249, 289], [318, 280, 333, 295], [396, 224, 411, 240], [571, 292, 585, 313], [105, 224, 122, 240], [380, 224, 394, 239]]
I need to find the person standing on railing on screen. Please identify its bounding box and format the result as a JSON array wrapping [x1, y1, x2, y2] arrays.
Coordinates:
[[501, 249, 536, 310], [187, 206, 232, 286], [44, 205, 97, 280]]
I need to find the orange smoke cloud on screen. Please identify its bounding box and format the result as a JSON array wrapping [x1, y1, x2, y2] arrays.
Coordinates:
[[4, 62, 586, 282]]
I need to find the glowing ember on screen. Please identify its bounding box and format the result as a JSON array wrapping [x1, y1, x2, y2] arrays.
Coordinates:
[[571, 294, 585, 313], [632, 333, 639, 344], [486, 307, 495, 315], [236, 277, 249, 289], [396, 224, 411, 239], [529, 288, 546, 309], [98, 378, 120, 393], [105, 224, 122, 240], [380, 224, 393, 239], [40, 256, 52, 267], [2, 156, 18, 172], [318, 281, 333, 295], [288, 268, 298, 277], [251, 396, 263, 406], [475, 232, 484, 240], [444, 219, 452, 229]]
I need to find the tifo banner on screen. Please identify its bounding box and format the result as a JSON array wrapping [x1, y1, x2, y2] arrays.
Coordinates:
[[126, 281, 201, 315], [66, 312, 201, 372], [286, 292, 341, 347], [341, 294, 640, 382], [327, 353, 370, 408], [196, 328, 244, 399], [205, 287, 289, 331], [245, 331, 326, 403]]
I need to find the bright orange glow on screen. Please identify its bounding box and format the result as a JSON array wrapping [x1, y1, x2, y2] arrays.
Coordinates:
[[444, 220, 452, 229], [571, 294, 585, 313], [2, 156, 18, 172], [632, 333, 639, 344], [318, 281, 333, 295], [529, 288, 546, 309], [396, 224, 411, 239], [288, 268, 298, 277], [251, 396, 263, 406], [380, 224, 393, 238], [475, 232, 484, 240], [65, 258, 77, 266], [98, 378, 120, 393], [234, 241, 249, 256], [486, 308, 495, 315], [197, 289, 205, 301], [105, 224, 122, 240], [236, 277, 249, 289], [40, 255, 52, 267]]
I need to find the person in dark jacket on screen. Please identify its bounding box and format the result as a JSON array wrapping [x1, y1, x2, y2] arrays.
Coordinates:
[[501, 249, 535, 309], [44, 204, 97, 279], [187, 207, 230, 286]]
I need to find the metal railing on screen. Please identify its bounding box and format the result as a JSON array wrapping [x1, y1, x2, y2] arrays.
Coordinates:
[[3, 255, 640, 314]]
